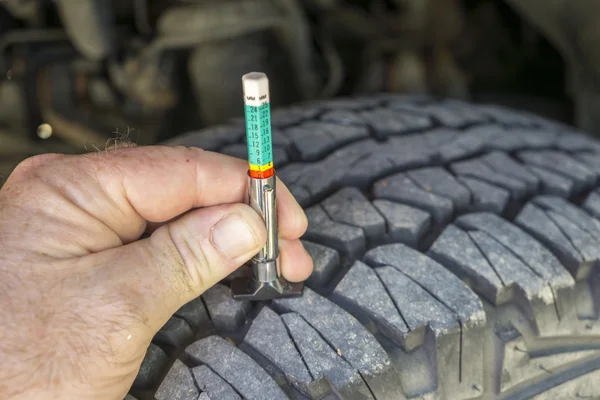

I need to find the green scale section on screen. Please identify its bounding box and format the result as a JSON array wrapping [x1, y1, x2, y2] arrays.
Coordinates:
[[244, 103, 273, 169]]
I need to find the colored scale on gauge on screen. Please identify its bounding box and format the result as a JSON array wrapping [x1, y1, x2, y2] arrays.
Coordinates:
[[242, 72, 275, 179]]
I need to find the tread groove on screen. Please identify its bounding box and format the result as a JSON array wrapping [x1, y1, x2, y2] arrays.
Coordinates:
[[405, 170, 453, 202], [371, 262, 457, 318], [371, 268, 411, 334], [197, 363, 246, 400], [479, 153, 541, 196], [370, 203, 392, 238], [544, 209, 585, 262], [456, 224, 545, 280], [289, 313, 374, 391], [318, 202, 369, 244], [519, 151, 595, 191], [466, 230, 507, 287], [535, 197, 600, 241], [281, 316, 316, 381], [405, 171, 462, 217], [189, 368, 203, 397], [357, 370, 379, 400]]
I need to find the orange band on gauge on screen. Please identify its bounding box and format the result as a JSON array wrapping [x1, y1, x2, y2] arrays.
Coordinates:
[[249, 166, 275, 179]]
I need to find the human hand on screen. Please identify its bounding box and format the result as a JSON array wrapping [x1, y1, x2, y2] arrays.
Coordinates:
[[0, 146, 312, 399]]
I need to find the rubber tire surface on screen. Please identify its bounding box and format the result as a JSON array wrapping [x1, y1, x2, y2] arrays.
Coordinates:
[[127, 95, 600, 400]]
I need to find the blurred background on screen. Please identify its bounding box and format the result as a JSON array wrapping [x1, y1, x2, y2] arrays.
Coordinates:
[[0, 0, 598, 180]]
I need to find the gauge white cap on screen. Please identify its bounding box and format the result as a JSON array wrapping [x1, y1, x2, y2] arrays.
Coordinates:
[[242, 72, 270, 107]]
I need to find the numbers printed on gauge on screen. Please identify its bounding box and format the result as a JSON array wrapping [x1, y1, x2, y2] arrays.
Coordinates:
[[245, 104, 272, 168], [243, 72, 274, 178]]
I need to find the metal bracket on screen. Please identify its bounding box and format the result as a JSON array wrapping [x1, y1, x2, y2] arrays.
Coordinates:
[[231, 275, 303, 301]]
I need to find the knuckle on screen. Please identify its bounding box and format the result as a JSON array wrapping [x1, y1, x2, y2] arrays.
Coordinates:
[[9, 153, 63, 181]]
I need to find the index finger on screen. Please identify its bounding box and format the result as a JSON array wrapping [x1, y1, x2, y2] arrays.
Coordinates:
[[20, 145, 308, 243]]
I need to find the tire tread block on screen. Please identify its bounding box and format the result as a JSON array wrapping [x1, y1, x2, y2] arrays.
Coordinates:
[[442, 100, 491, 125], [185, 336, 287, 400], [336, 139, 404, 188], [382, 135, 439, 167], [584, 191, 600, 220], [155, 359, 199, 400], [390, 101, 489, 127], [518, 150, 597, 191], [458, 176, 509, 214], [322, 187, 386, 243], [555, 131, 600, 153], [279, 142, 372, 197], [437, 125, 504, 162], [318, 97, 382, 110], [281, 313, 374, 400], [374, 173, 454, 224], [455, 213, 574, 290], [422, 128, 460, 147], [273, 288, 391, 378], [451, 158, 528, 200], [192, 365, 241, 400], [533, 196, 600, 263], [154, 316, 194, 348], [407, 167, 471, 211], [364, 244, 485, 327], [341, 152, 399, 189], [203, 284, 251, 332], [481, 151, 540, 193], [280, 135, 439, 199], [271, 106, 321, 128], [243, 307, 314, 394], [320, 110, 367, 126], [287, 184, 312, 207], [331, 261, 410, 348], [375, 266, 457, 334], [302, 240, 340, 287], [533, 196, 600, 241], [546, 211, 600, 264], [133, 343, 168, 390], [477, 105, 538, 126], [284, 122, 368, 161], [428, 224, 504, 304], [374, 265, 484, 399], [304, 205, 366, 260], [372, 200, 431, 247], [488, 128, 556, 152], [574, 152, 600, 175], [526, 165, 574, 197], [515, 203, 583, 272], [468, 230, 554, 303], [359, 108, 432, 138], [271, 129, 293, 148], [175, 296, 211, 332]]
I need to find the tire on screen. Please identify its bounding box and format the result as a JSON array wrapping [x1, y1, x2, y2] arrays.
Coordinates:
[[127, 95, 600, 400]]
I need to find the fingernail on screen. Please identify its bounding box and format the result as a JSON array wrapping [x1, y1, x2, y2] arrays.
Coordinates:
[[212, 213, 260, 259]]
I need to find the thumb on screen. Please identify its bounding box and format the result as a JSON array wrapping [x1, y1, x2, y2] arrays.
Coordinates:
[[83, 203, 266, 335], [148, 202, 267, 298]]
